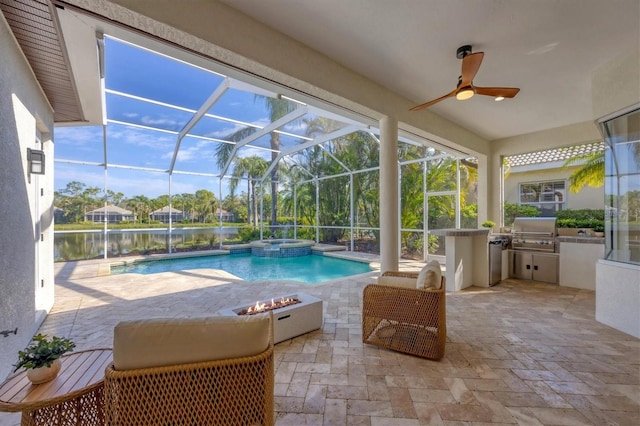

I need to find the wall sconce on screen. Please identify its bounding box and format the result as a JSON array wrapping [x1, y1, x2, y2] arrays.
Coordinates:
[[27, 148, 45, 176]]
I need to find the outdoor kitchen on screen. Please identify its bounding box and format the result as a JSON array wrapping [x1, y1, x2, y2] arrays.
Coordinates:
[[433, 217, 605, 291]]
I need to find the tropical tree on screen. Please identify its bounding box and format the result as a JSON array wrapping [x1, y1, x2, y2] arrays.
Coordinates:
[[230, 156, 268, 228], [194, 189, 216, 222], [126, 195, 151, 223], [106, 190, 125, 206], [55, 181, 101, 223], [257, 96, 298, 227], [564, 151, 605, 193]]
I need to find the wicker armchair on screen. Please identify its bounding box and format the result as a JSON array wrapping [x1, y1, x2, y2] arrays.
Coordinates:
[[103, 315, 274, 426], [362, 271, 446, 360]]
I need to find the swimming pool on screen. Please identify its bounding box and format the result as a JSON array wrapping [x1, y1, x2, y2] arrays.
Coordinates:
[[111, 253, 373, 284]]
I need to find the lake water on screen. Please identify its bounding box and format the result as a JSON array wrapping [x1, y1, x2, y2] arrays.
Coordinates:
[[54, 228, 238, 261]]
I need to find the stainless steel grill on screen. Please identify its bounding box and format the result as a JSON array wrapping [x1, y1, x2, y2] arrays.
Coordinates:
[[511, 217, 557, 253]]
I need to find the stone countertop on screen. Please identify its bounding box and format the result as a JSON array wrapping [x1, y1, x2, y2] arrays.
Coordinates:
[[429, 228, 490, 237], [556, 236, 605, 244]]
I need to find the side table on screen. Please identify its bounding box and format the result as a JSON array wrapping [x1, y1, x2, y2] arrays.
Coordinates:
[[0, 348, 112, 426]]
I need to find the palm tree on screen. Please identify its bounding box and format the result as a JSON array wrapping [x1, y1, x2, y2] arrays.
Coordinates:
[[126, 195, 151, 224], [194, 189, 216, 222], [257, 96, 297, 227], [564, 151, 605, 193], [231, 156, 268, 228]]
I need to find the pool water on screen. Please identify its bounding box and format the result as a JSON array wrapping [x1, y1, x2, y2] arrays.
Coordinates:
[[111, 253, 373, 284]]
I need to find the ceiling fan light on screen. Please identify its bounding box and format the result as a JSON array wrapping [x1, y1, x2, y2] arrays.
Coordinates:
[[494, 96, 505, 102], [456, 87, 474, 101]]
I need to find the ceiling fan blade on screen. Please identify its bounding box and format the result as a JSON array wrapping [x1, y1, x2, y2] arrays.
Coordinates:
[[460, 52, 484, 86], [409, 89, 457, 111], [475, 86, 520, 98]]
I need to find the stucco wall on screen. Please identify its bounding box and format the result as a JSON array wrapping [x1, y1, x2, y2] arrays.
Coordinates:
[[504, 167, 604, 210], [596, 260, 640, 338], [0, 15, 55, 380]]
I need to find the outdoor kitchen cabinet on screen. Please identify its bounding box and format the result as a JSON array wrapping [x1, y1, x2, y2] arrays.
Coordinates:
[[509, 251, 559, 284]]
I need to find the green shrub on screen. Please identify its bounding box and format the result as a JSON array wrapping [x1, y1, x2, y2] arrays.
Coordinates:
[[503, 203, 540, 226], [237, 228, 261, 242], [555, 209, 604, 229]]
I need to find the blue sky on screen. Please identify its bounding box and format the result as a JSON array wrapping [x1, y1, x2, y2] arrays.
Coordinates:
[[54, 37, 314, 199]]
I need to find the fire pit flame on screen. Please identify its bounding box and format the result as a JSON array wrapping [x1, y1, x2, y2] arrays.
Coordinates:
[[238, 296, 301, 315]]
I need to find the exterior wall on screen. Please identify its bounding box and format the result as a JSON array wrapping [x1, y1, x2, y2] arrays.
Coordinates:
[[596, 260, 640, 338], [559, 241, 604, 290], [504, 167, 604, 210], [0, 15, 55, 380]]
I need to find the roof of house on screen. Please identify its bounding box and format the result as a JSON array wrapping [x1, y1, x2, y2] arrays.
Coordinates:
[[507, 141, 605, 167], [85, 205, 133, 215], [151, 206, 183, 214]]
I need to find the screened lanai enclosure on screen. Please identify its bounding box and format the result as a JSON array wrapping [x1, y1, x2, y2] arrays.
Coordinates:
[[54, 36, 479, 261]]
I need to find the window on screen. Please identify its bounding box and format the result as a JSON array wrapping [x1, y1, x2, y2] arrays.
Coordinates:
[[519, 180, 565, 216], [601, 107, 640, 266]]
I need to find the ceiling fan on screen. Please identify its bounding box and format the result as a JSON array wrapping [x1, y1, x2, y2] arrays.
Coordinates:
[[409, 45, 520, 111]]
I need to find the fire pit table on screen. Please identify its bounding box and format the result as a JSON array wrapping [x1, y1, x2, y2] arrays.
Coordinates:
[[218, 292, 323, 344]]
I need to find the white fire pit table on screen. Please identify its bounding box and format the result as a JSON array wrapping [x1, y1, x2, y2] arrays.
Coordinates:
[[218, 292, 323, 344]]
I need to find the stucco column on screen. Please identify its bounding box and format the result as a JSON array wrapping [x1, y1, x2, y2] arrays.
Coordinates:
[[379, 115, 399, 272]]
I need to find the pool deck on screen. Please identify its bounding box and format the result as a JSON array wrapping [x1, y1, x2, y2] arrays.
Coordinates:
[[1, 252, 638, 425]]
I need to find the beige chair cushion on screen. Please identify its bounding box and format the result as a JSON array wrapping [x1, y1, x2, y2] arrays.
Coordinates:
[[417, 260, 442, 290], [377, 275, 416, 289], [113, 314, 270, 370]]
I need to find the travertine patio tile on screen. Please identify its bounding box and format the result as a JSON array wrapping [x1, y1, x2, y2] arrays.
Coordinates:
[[275, 361, 298, 383], [527, 407, 593, 425], [302, 384, 326, 413], [505, 407, 544, 425], [413, 402, 445, 425], [544, 380, 600, 395], [3, 263, 638, 426], [408, 388, 456, 404], [366, 375, 390, 400], [491, 391, 549, 407], [436, 402, 494, 422], [347, 400, 393, 417], [346, 414, 371, 425], [370, 417, 420, 425], [585, 393, 640, 411], [326, 385, 368, 400], [462, 378, 509, 391], [286, 372, 311, 397], [444, 377, 478, 404], [472, 391, 518, 424], [511, 369, 560, 381], [524, 380, 573, 408], [310, 372, 349, 386], [323, 398, 347, 425], [296, 362, 331, 373], [388, 387, 417, 418], [274, 395, 305, 413]]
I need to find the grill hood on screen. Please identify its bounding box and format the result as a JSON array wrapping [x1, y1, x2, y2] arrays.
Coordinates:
[[512, 217, 557, 236]]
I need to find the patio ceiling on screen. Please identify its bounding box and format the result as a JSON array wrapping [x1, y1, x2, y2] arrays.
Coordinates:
[[0, 0, 84, 123]]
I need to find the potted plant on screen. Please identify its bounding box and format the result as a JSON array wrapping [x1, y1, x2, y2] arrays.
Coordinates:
[[14, 334, 76, 384], [481, 220, 496, 233]]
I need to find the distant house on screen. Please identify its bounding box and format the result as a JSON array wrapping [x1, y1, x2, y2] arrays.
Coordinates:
[[84, 205, 135, 223], [215, 208, 234, 222], [504, 142, 605, 216], [150, 206, 185, 223]]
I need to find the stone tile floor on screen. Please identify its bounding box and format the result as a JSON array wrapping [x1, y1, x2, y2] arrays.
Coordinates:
[[1, 254, 638, 425]]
